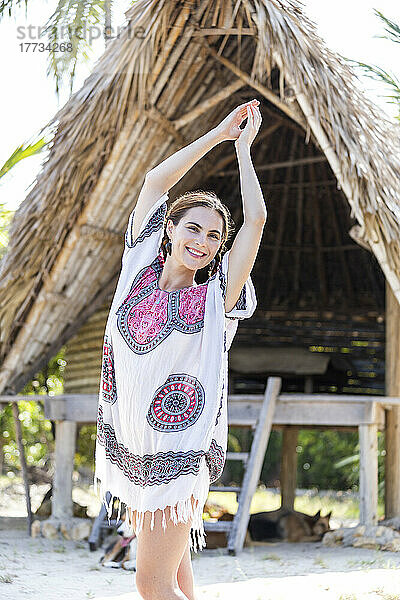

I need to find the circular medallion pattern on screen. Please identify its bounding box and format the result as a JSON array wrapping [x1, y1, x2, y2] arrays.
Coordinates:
[[146, 373, 205, 432]]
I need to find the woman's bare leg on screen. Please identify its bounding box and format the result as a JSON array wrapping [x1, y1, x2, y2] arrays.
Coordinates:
[[128, 496, 198, 600], [127, 507, 197, 600], [177, 537, 196, 600]]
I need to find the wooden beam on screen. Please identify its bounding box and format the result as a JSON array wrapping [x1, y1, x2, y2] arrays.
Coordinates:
[[261, 244, 367, 252], [385, 280, 400, 518], [37, 392, 393, 426], [191, 28, 257, 36], [207, 121, 283, 178], [228, 377, 282, 555], [200, 38, 306, 129], [216, 155, 326, 176], [173, 79, 246, 129]]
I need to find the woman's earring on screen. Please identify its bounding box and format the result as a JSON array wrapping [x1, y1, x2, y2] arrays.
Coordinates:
[[166, 240, 172, 255]]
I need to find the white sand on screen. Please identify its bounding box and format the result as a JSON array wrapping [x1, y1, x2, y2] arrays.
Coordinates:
[[1, 517, 400, 600]]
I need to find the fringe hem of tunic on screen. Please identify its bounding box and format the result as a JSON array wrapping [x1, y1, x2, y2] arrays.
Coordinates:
[[93, 475, 207, 553]]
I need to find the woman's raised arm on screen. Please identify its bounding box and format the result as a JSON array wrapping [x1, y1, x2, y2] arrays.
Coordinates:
[[132, 100, 260, 241], [224, 104, 267, 313], [132, 128, 224, 243]]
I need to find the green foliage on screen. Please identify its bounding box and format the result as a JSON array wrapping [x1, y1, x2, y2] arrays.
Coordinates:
[[348, 9, 400, 120], [0, 348, 66, 474], [0, 136, 48, 180], [0, 203, 14, 259], [41, 0, 106, 96], [76, 425, 97, 468], [225, 428, 385, 501]]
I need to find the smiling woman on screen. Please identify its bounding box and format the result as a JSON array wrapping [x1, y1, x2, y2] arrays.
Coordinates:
[[94, 100, 264, 600], [158, 189, 235, 293]]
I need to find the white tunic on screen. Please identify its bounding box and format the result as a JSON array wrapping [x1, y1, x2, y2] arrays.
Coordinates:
[[94, 191, 257, 551]]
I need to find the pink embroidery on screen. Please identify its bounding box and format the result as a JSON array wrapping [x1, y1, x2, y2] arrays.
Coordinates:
[[128, 290, 168, 343], [116, 253, 208, 354], [178, 286, 208, 325]]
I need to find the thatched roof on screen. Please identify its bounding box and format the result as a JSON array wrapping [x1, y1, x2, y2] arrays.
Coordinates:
[[0, 0, 399, 394]]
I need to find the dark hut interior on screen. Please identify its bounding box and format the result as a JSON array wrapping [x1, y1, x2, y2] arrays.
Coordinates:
[[64, 83, 386, 402]]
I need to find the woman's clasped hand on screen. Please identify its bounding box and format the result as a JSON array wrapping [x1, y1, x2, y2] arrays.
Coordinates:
[[214, 98, 262, 149]]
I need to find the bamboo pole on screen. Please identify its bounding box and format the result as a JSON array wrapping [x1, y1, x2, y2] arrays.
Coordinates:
[[201, 39, 306, 129]]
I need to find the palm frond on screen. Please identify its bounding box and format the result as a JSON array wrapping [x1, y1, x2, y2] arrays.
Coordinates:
[[0, 137, 48, 180], [40, 0, 106, 97], [0, 0, 29, 22], [348, 58, 400, 117], [373, 8, 400, 44]]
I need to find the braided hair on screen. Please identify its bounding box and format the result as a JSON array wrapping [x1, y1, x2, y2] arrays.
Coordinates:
[[160, 190, 235, 280]]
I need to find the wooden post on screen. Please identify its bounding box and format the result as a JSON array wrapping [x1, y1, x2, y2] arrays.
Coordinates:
[[12, 401, 33, 535], [359, 423, 378, 525], [52, 420, 77, 519], [280, 376, 312, 509], [280, 426, 298, 509], [385, 281, 400, 518]]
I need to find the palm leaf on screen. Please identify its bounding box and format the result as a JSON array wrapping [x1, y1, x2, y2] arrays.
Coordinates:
[[40, 0, 106, 96], [0, 137, 48, 180], [334, 454, 359, 469], [0, 0, 29, 21], [373, 9, 400, 44]]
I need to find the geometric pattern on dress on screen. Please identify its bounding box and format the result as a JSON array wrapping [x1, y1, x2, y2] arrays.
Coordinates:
[[205, 438, 225, 483], [218, 262, 227, 299], [96, 405, 204, 487], [125, 202, 167, 248], [146, 373, 205, 433], [220, 262, 247, 320], [116, 253, 208, 354], [215, 378, 224, 427], [101, 334, 117, 404], [235, 285, 246, 310]]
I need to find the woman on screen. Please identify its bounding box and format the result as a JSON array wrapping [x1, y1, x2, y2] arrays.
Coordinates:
[[95, 98, 266, 600]]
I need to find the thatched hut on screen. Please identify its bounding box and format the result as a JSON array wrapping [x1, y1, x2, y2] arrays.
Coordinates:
[[1, 0, 399, 521]]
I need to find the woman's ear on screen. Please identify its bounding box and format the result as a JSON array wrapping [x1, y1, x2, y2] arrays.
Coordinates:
[[166, 218, 174, 239]]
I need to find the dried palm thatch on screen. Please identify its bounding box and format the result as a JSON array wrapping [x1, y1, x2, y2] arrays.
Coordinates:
[[0, 0, 399, 394]]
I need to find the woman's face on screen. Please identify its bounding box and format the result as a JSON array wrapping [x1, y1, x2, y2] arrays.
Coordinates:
[[167, 206, 224, 270]]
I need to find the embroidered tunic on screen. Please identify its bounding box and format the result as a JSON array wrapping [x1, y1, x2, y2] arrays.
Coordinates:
[[94, 191, 257, 552]]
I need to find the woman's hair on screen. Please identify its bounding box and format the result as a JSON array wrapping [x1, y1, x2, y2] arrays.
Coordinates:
[[160, 189, 235, 279]]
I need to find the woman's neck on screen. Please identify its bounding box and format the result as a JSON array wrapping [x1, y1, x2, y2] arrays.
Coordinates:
[[158, 255, 197, 292]]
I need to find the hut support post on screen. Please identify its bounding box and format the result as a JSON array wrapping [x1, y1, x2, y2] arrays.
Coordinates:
[[12, 401, 33, 535], [52, 420, 76, 519], [385, 281, 400, 518], [280, 426, 298, 509], [359, 423, 378, 525]]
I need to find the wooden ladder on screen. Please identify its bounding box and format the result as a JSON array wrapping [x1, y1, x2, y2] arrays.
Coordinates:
[[204, 376, 282, 555]]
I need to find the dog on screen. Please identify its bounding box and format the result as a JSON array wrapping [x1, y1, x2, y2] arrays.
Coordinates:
[[248, 507, 332, 543], [100, 512, 137, 570], [203, 502, 332, 547]]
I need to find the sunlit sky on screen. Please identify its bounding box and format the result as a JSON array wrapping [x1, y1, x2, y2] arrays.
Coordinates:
[[0, 0, 399, 212]]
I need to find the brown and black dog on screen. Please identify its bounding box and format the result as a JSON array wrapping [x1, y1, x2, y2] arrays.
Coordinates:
[[248, 507, 332, 543], [203, 502, 332, 548]]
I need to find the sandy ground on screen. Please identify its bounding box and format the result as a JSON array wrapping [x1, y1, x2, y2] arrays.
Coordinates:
[[1, 516, 400, 600], [1, 481, 399, 600]]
